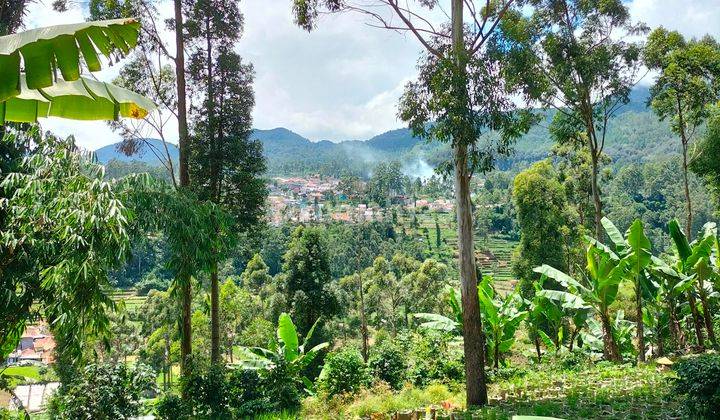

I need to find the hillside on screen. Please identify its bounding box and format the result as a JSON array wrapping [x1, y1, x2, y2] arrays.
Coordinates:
[[95, 87, 680, 177]]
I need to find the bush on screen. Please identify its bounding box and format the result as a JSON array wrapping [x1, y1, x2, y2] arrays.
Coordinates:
[[135, 272, 170, 295], [155, 394, 186, 419], [48, 363, 156, 419], [402, 330, 464, 386], [226, 369, 276, 417], [317, 348, 371, 398], [673, 354, 720, 418], [368, 341, 407, 390]]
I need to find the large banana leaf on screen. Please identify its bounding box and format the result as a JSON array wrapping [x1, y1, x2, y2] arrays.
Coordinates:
[[0, 18, 140, 101], [0, 75, 155, 124]]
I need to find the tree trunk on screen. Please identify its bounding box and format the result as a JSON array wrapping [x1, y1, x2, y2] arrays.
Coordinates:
[[180, 275, 192, 374], [668, 299, 686, 350], [210, 263, 220, 363], [452, 0, 487, 405], [698, 288, 717, 347], [679, 112, 693, 240], [358, 273, 369, 362], [600, 312, 621, 362], [635, 277, 645, 363], [534, 335, 542, 363], [687, 291, 705, 350], [454, 142, 488, 407], [174, 0, 192, 376], [589, 142, 603, 241]]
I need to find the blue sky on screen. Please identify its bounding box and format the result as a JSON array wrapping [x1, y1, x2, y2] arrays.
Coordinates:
[[25, 0, 720, 150]]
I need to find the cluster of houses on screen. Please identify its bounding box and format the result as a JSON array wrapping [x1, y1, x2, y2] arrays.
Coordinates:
[[5, 325, 55, 366], [266, 176, 455, 225]]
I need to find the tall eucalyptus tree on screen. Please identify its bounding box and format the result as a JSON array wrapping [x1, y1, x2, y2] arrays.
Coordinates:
[[499, 0, 647, 241], [291, 0, 535, 406]]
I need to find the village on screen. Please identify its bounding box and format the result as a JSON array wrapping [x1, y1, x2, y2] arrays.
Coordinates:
[[266, 175, 455, 225]]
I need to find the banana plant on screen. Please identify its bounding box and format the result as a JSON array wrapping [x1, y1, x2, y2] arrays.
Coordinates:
[[235, 313, 328, 393], [667, 220, 718, 348], [1, 19, 155, 123], [477, 276, 527, 369], [534, 238, 630, 362], [1, 18, 140, 101], [600, 218, 655, 361], [415, 277, 527, 370], [523, 277, 564, 361]]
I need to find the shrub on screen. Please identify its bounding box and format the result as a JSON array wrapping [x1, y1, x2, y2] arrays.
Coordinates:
[[402, 330, 464, 386], [317, 348, 371, 398], [226, 369, 276, 417], [48, 363, 156, 419], [155, 394, 186, 419], [368, 341, 407, 390], [135, 272, 170, 295], [673, 354, 720, 418]]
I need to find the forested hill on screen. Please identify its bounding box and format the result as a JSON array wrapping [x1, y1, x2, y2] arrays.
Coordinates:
[[95, 86, 680, 177]]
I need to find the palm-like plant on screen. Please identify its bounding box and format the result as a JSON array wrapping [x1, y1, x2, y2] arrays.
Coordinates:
[[416, 277, 527, 370], [600, 218, 654, 361], [1, 19, 154, 123], [0, 18, 140, 101], [235, 313, 328, 393], [666, 219, 717, 348], [534, 238, 630, 361]]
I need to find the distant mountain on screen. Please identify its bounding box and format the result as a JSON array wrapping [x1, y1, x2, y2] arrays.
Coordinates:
[[95, 138, 179, 166], [97, 87, 678, 177]]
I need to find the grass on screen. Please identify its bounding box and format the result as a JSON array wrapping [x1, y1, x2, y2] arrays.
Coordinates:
[[3, 366, 43, 382], [299, 362, 683, 419]]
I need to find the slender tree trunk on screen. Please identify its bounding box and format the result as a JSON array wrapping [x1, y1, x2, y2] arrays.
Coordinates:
[[534, 335, 542, 363], [669, 299, 686, 349], [210, 263, 221, 363], [180, 276, 192, 374], [679, 111, 693, 239], [636, 276, 645, 362], [600, 311, 621, 362], [698, 288, 717, 347], [358, 273, 369, 362], [174, 0, 192, 375], [454, 142, 487, 407], [687, 292, 705, 350], [451, 1, 487, 405], [589, 142, 603, 241]]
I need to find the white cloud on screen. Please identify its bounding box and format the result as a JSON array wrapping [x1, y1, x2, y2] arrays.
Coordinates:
[[22, 0, 720, 149]]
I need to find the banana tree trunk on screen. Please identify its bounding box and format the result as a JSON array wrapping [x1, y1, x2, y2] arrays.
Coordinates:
[[687, 291, 705, 351], [636, 278, 645, 362], [698, 288, 717, 347], [600, 312, 621, 362]]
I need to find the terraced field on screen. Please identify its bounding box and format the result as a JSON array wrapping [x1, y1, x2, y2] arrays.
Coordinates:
[[397, 209, 519, 294], [110, 289, 146, 312]]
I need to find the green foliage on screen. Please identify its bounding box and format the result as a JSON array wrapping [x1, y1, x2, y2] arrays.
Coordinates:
[[135, 272, 170, 295], [512, 160, 578, 295], [317, 348, 371, 398], [242, 253, 272, 292], [236, 313, 328, 401], [156, 366, 277, 419], [1, 134, 134, 361], [281, 226, 339, 335], [673, 354, 720, 418], [400, 330, 465, 387], [368, 340, 407, 390], [48, 363, 156, 420], [477, 276, 527, 369]]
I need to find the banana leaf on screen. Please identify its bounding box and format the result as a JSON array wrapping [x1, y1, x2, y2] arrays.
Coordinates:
[[0, 75, 155, 124], [0, 18, 140, 101]]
